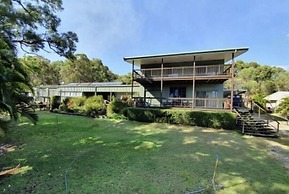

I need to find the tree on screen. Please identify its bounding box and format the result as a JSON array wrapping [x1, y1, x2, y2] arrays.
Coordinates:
[[275, 71, 289, 91], [60, 54, 117, 83], [0, 0, 78, 131], [233, 61, 288, 96], [275, 97, 289, 117], [1, 0, 78, 58], [116, 73, 132, 84], [20, 56, 61, 86], [0, 38, 37, 132]]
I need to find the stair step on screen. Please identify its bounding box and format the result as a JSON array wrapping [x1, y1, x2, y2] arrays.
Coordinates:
[[244, 132, 278, 138], [244, 129, 276, 134], [234, 107, 279, 138]]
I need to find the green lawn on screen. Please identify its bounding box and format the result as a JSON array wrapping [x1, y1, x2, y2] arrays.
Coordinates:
[[1, 112, 289, 193]]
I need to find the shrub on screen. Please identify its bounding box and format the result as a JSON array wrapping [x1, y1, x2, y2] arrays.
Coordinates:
[[67, 97, 87, 113], [252, 94, 266, 107], [63, 97, 71, 106], [275, 97, 289, 117], [125, 108, 236, 130], [59, 103, 68, 112], [107, 98, 130, 118], [69, 97, 86, 107], [83, 96, 106, 117], [50, 96, 61, 111]]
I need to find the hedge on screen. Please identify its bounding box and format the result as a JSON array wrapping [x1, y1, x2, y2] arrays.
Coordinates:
[[124, 108, 236, 130]]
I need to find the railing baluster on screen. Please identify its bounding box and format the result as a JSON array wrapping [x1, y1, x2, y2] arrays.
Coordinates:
[[136, 64, 231, 79]]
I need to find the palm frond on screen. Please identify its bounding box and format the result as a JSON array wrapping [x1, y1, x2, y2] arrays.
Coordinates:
[[18, 106, 38, 125], [0, 117, 12, 133]]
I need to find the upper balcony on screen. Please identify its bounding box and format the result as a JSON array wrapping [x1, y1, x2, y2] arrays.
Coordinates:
[[133, 64, 232, 82]]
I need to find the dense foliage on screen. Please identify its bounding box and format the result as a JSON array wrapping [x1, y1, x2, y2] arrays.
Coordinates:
[[275, 97, 289, 117], [20, 56, 61, 86], [55, 96, 107, 117], [0, 0, 78, 132], [107, 97, 132, 118], [83, 96, 106, 116], [230, 60, 288, 96], [124, 108, 236, 130], [1, 0, 78, 58], [60, 54, 117, 83], [50, 96, 61, 110], [115, 73, 132, 84], [19, 54, 119, 85], [0, 38, 37, 132], [226, 60, 289, 114]]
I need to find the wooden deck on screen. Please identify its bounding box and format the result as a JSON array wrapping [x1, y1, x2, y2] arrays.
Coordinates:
[[133, 64, 232, 81], [134, 97, 231, 109]]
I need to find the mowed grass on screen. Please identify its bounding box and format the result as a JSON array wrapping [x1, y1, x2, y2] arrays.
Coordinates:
[[1, 112, 289, 193]]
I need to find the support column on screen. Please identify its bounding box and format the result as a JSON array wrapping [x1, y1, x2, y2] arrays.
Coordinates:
[[131, 60, 134, 98], [144, 88, 147, 106], [230, 52, 235, 111], [160, 58, 164, 106], [109, 92, 112, 101], [192, 56, 196, 108]]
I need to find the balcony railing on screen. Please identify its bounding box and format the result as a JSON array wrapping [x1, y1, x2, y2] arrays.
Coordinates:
[[134, 64, 232, 79], [134, 97, 231, 109]]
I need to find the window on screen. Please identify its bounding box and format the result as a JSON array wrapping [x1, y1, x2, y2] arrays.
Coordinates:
[[195, 90, 219, 107], [169, 87, 186, 97]]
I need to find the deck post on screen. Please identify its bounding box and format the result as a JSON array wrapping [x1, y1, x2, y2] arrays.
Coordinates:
[[230, 52, 235, 111], [144, 88, 147, 106], [192, 56, 196, 108], [131, 60, 134, 99], [160, 58, 164, 107]]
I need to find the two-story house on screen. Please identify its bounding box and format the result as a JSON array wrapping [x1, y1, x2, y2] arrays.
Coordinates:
[[124, 47, 249, 110]]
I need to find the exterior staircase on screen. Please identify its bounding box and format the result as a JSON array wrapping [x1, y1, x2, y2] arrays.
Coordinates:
[[234, 104, 280, 138]]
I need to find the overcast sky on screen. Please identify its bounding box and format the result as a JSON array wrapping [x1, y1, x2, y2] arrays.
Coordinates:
[[38, 0, 289, 74]]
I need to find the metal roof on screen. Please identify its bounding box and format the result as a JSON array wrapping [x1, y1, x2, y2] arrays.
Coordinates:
[[124, 47, 249, 66], [60, 82, 124, 87], [264, 91, 289, 101]]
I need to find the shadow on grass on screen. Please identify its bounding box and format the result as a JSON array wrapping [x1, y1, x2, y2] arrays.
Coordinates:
[[0, 111, 289, 193]]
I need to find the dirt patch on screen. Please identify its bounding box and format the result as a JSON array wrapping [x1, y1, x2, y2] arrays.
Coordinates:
[[268, 146, 289, 173], [266, 122, 289, 174]]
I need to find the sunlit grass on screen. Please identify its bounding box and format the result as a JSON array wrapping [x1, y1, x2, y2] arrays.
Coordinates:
[[0, 111, 289, 193]]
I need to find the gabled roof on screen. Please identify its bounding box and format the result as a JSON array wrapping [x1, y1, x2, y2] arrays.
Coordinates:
[[124, 47, 249, 66], [264, 91, 289, 101]]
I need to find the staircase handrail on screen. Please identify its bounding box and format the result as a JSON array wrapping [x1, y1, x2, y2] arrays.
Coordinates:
[[252, 101, 279, 135], [233, 108, 252, 133]]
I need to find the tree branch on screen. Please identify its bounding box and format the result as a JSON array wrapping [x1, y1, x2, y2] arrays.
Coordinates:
[[13, 0, 32, 15]]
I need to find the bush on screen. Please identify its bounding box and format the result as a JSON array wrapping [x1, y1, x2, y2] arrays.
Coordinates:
[[50, 96, 61, 111], [67, 97, 87, 113], [83, 96, 106, 117], [275, 97, 289, 117], [59, 103, 68, 112], [125, 108, 236, 130], [69, 97, 86, 107], [252, 94, 266, 107], [63, 97, 71, 106], [107, 98, 130, 118]]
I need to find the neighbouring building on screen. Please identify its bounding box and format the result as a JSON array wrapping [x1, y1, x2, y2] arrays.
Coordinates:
[[32, 82, 140, 103], [264, 91, 289, 110], [124, 47, 249, 110]]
